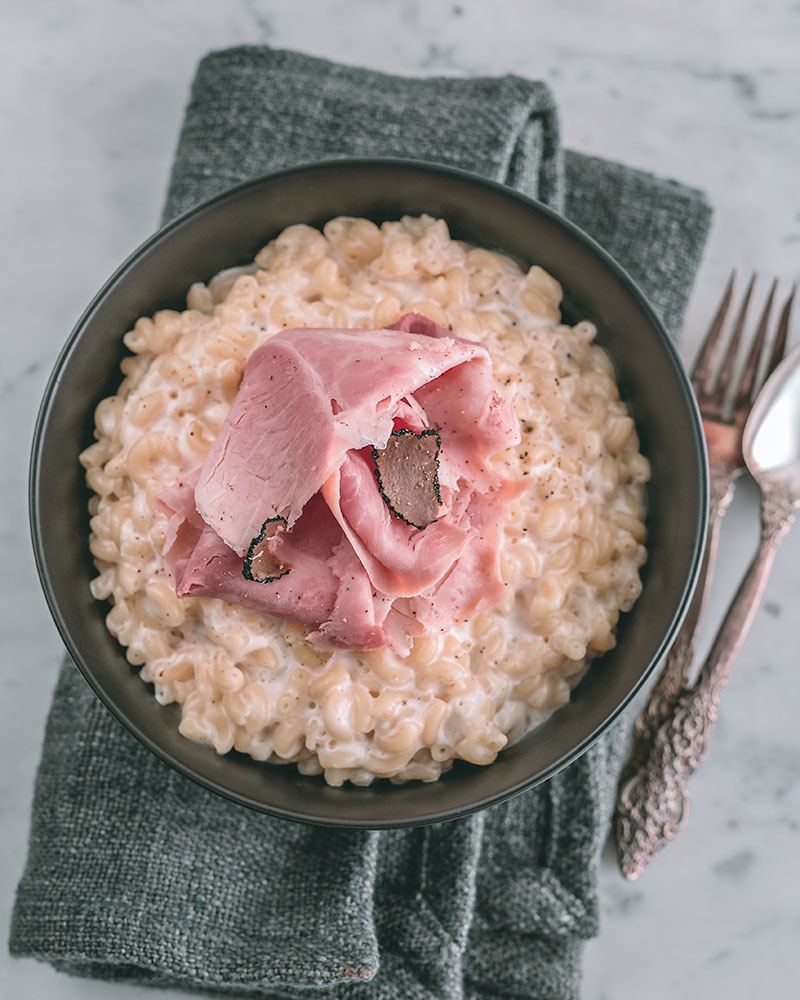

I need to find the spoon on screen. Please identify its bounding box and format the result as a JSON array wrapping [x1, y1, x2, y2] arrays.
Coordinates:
[[616, 343, 800, 879]]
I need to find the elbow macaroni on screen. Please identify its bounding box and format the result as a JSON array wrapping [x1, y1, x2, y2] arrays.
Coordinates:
[[81, 215, 650, 786]]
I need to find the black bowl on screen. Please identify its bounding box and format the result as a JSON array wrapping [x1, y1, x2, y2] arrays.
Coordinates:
[[30, 159, 707, 828]]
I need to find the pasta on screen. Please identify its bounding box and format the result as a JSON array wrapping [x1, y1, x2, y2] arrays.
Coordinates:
[[81, 215, 649, 785]]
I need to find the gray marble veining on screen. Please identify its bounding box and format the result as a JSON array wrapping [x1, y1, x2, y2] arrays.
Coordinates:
[[2, 1, 799, 998]]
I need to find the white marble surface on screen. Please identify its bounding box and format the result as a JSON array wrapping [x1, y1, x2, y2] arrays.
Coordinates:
[[2, 1, 798, 997]]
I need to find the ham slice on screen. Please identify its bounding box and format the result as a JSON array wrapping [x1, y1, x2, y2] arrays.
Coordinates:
[[394, 525, 507, 634], [161, 486, 390, 648], [321, 450, 471, 598], [194, 325, 485, 556], [160, 314, 525, 653], [159, 470, 205, 585]]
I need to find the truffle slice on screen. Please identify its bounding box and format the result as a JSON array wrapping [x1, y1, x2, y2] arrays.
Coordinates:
[[372, 429, 441, 530], [243, 516, 291, 582]]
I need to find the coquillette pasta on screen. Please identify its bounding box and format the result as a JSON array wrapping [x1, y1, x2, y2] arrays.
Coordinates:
[[81, 215, 649, 785]]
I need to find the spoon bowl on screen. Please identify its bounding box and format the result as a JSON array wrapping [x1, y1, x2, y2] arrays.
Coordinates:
[[744, 342, 800, 496]]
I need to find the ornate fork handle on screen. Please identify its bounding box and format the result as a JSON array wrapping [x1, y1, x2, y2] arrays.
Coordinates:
[[617, 471, 737, 790], [616, 484, 796, 880]]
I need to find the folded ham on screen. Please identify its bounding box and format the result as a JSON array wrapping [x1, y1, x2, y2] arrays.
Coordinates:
[[159, 314, 525, 653], [194, 322, 486, 556]]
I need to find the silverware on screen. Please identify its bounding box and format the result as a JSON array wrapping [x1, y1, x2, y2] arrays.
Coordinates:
[[615, 275, 796, 879]]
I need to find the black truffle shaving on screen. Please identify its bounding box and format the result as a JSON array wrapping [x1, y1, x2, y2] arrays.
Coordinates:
[[371, 428, 442, 530], [242, 516, 291, 582]]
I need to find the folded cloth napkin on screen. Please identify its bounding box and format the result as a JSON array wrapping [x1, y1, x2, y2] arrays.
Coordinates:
[[10, 46, 711, 1000]]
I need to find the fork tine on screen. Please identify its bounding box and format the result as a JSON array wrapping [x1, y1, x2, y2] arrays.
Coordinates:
[[734, 278, 777, 408], [714, 272, 757, 400], [763, 284, 796, 383], [691, 270, 736, 388]]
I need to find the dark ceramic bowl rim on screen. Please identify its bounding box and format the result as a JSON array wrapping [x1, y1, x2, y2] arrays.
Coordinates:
[[30, 157, 708, 828]]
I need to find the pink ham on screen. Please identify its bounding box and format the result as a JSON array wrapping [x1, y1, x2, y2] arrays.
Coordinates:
[[394, 525, 508, 634], [159, 470, 205, 584], [318, 318, 525, 602], [160, 314, 525, 652], [320, 450, 472, 598], [194, 324, 486, 555], [161, 486, 390, 649], [307, 538, 395, 651]]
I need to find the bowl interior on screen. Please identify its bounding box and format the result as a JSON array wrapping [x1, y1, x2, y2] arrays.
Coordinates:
[[31, 160, 706, 827]]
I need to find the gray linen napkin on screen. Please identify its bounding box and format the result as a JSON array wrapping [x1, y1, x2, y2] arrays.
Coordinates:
[[11, 46, 711, 1000]]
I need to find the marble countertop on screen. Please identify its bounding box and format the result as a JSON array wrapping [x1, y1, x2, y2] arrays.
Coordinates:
[[2, 1, 798, 997]]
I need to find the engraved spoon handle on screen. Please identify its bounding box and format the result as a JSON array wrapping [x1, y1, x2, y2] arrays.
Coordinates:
[[616, 487, 796, 879], [694, 487, 795, 699]]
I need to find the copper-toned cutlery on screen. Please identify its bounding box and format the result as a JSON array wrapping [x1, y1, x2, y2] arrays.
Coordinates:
[[615, 275, 796, 879]]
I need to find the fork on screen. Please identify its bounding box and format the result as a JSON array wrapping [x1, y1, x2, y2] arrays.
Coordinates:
[[615, 273, 795, 880]]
